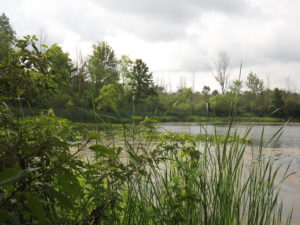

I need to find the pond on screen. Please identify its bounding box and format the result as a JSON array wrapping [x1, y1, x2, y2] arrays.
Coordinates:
[[159, 122, 300, 224], [159, 123, 300, 148]]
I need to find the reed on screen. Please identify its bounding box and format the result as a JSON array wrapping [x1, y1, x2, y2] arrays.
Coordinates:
[[83, 116, 293, 224]]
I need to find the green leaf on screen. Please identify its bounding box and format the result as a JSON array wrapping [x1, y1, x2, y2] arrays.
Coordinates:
[[48, 187, 74, 209], [89, 144, 115, 156], [89, 130, 102, 139], [56, 170, 81, 198], [0, 209, 21, 225], [0, 168, 39, 186], [0, 167, 21, 182], [16, 88, 25, 96], [0, 96, 10, 101], [25, 194, 46, 225], [132, 116, 143, 120]]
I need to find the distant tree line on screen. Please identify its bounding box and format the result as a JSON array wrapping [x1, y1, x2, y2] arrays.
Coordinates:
[[0, 13, 299, 122]]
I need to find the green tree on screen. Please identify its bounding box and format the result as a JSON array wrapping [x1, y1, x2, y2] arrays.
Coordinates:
[[0, 13, 16, 62], [96, 84, 122, 112], [229, 80, 243, 95], [0, 35, 57, 106], [210, 94, 233, 116], [46, 44, 75, 107], [87, 42, 118, 91], [270, 88, 284, 117], [202, 86, 211, 97], [127, 59, 156, 101], [246, 72, 264, 94], [46, 44, 74, 85], [174, 88, 194, 115], [212, 90, 219, 96], [117, 55, 133, 88]]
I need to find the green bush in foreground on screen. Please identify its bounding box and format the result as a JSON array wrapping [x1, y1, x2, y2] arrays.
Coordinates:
[[0, 105, 293, 224]]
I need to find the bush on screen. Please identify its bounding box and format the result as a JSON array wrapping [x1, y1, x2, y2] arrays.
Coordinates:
[[210, 94, 233, 116]]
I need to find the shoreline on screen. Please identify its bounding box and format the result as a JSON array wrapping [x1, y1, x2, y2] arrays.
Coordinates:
[[158, 121, 300, 126]]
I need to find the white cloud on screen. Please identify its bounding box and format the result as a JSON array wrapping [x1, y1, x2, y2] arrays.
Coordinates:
[[1, 0, 299, 92]]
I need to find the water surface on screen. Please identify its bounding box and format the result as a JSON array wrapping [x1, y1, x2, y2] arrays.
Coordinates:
[[159, 123, 300, 224], [159, 123, 300, 148]]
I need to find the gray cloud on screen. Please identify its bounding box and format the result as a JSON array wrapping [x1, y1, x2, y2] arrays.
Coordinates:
[[97, 0, 248, 20], [264, 30, 300, 63], [1, 0, 300, 91], [92, 0, 249, 41]]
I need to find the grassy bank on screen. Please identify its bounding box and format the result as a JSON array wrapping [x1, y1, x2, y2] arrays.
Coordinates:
[[154, 115, 298, 123], [72, 116, 297, 133], [11, 106, 300, 124]]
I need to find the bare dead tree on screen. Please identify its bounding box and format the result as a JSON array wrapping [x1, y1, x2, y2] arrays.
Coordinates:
[[38, 28, 48, 52], [191, 73, 195, 92], [178, 75, 187, 90], [212, 51, 231, 94]]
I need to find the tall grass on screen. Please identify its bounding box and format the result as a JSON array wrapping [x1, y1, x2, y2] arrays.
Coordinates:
[[81, 118, 293, 225]]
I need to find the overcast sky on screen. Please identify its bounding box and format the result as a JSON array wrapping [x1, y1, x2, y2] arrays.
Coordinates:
[[1, 0, 300, 92]]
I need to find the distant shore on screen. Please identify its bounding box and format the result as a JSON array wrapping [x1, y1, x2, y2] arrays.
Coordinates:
[[157, 121, 300, 125]]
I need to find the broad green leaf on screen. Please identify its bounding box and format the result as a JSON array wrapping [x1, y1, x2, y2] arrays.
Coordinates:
[[25, 194, 46, 225], [0, 167, 21, 182], [0, 168, 39, 186], [56, 171, 81, 198]]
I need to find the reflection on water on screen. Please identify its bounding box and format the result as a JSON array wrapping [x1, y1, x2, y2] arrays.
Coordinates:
[[159, 123, 300, 224], [159, 123, 300, 148]]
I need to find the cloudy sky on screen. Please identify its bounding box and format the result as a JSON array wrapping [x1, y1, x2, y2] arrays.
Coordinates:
[[1, 0, 300, 92]]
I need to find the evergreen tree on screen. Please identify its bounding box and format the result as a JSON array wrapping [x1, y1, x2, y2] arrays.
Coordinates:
[[127, 59, 156, 101]]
